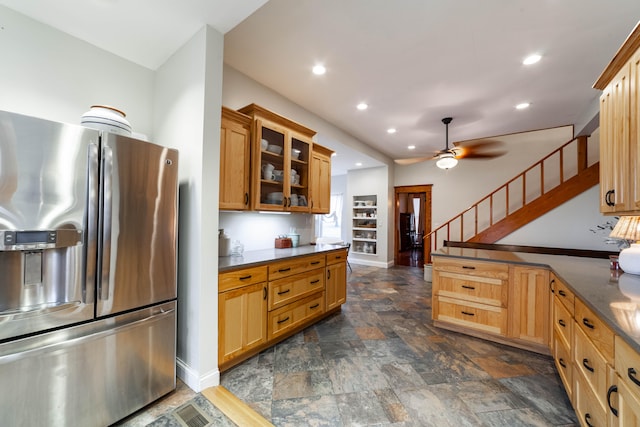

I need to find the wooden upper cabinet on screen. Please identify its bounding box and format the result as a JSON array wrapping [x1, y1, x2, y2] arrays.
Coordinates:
[[237, 104, 317, 213], [220, 107, 252, 210], [594, 23, 640, 214], [310, 144, 333, 214]]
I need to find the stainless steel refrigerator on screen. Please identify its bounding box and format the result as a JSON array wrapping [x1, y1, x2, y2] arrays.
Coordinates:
[[0, 110, 179, 426]]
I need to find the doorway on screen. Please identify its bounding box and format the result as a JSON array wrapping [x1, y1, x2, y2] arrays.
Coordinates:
[[394, 185, 432, 267]]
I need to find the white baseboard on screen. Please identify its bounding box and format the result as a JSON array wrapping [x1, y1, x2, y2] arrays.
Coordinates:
[[348, 257, 394, 268], [176, 357, 220, 392]]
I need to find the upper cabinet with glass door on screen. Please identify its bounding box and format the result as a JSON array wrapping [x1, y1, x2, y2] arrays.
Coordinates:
[[238, 104, 315, 213]]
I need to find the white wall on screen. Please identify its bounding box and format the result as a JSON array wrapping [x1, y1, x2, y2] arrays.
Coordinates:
[[0, 5, 154, 134], [222, 65, 395, 260], [0, 4, 225, 392], [219, 212, 313, 252], [498, 186, 615, 251], [154, 26, 224, 391]]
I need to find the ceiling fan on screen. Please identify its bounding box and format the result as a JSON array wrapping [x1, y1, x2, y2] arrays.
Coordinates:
[[394, 117, 506, 169]]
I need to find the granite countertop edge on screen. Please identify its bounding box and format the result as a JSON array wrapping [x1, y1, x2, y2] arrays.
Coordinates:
[[218, 243, 347, 271], [432, 247, 640, 354]]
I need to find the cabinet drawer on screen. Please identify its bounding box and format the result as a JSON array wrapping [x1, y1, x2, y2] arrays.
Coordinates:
[[219, 265, 268, 292], [433, 257, 509, 280], [553, 334, 572, 400], [435, 271, 507, 307], [574, 370, 607, 427], [326, 249, 348, 265], [615, 335, 640, 398], [435, 295, 507, 336], [553, 296, 573, 349], [268, 292, 325, 340], [575, 299, 615, 364], [268, 268, 325, 311], [552, 275, 575, 315], [574, 323, 609, 411], [268, 254, 326, 280]]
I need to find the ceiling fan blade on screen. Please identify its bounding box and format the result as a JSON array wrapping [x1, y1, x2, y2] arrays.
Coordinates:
[[453, 139, 505, 159], [457, 150, 507, 159], [394, 155, 435, 165]]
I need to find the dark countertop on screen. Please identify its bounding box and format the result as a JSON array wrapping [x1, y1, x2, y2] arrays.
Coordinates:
[[218, 243, 347, 272], [432, 247, 640, 354]]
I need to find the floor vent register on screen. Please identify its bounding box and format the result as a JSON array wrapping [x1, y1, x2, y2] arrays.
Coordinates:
[[174, 402, 213, 427]]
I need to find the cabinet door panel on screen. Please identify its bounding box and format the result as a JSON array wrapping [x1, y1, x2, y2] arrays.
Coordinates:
[[220, 112, 251, 210], [326, 261, 347, 311], [218, 282, 267, 363], [509, 267, 550, 346]]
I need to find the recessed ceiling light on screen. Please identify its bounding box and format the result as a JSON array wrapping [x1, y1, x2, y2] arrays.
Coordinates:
[[356, 103, 368, 111], [355, 162, 363, 166], [387, 128, 397, 134], [516, 102, 530, 110], [523, 54, 541, 65], [312, 64, 326, 75], [408, 145, 415, 150]]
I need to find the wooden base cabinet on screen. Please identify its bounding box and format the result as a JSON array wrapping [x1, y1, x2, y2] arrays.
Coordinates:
[[326, 249, 347, 311], [218, 266, 268, 365], [219, 250, 348, 371]]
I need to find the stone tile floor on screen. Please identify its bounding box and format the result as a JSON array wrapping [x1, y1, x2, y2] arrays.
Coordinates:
[[122, 264, 578, 426]]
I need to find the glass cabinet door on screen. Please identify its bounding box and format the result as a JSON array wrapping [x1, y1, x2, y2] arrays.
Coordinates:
[[288, 134, 311, 212], [254, 119, 287, 211]]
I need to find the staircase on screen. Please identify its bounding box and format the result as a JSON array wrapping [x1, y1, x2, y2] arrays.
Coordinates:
[[427, 135, 599, 259]]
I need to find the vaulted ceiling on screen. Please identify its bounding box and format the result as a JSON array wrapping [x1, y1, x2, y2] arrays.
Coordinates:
[[2, 0, 639, 172]]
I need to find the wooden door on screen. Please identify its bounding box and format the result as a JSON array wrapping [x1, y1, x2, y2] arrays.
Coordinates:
[[310, 147, 332, 214], [394, 185, 432, 267], [509, 266, 550, 348], [326, 261, 347, 311], [218, 282, 267, 364], [220, 108, 251, 210]]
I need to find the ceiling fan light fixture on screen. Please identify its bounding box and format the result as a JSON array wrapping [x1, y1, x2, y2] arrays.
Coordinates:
[[436, 152, 458, 169]]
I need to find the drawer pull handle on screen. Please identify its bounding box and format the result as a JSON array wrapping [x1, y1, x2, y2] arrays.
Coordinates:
[[583, 318, 595, 329], [311, 261, 321, 265], [628, 368, 640, 387], [309, 303, 320, 309], [549, 279, 555, 293], [607, 385, 619, 417], [263, 287, 267, 300], [558, 319, 566, 327], [335, 256, 342, 259], [558, 358, 566, 368], [277, 289, 291, 295], [462, 266, 476, 270], [584, 413, 594, 427], [582, 358, 594, 373], [310, 279, 320, 284], [239, 275, 252, 280], [461, 285, 475, 290], [461, 311, 474, 316], [558, 290, 566, 297], [277, 316, 290, 324], [278, 267, 291, 273]]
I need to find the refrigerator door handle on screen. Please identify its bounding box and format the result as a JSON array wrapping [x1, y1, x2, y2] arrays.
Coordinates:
[[86, 142, 99, 304], [98, 145, 113, 301]]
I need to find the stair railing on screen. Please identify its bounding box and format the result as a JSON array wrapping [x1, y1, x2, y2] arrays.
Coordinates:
[[427, 135, 595, 257]]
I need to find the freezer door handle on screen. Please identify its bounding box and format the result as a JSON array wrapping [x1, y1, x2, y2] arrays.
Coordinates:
[[98, 146, 113, 301]]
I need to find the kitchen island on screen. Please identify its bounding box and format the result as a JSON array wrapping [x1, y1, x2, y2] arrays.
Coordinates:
[[218, 243, 348, 371], [432, 247, 640, 424]]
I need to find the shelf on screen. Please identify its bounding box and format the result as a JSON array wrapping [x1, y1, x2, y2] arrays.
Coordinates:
[[352, 194, 378, 255]]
